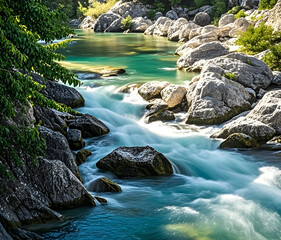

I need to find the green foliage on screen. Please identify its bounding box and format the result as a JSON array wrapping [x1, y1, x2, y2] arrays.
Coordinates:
[[228, 6, 241, 14], [84, 0, 118, 19], [0, 0, 81, 176], [77, 1, 88, 19], [262, 43, 281, 71], [236, 22, 281, 54], [169, 0, 182, 5], [194, 0, 209, 7], [259, 0, 278, 9], [121, 16, 132, 30], [223, 72, 237, 80], [146, 9, 156, 19], [235, 10, 247, 19]]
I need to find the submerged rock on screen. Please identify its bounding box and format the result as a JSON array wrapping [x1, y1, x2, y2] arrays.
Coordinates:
[[220, 133, 259, 148], [68, 114, 110, 138], [76, 149, 92, 166], [96, 146, 173, 178], [88, 177, 122, 193], [146, 110, 175, 123]]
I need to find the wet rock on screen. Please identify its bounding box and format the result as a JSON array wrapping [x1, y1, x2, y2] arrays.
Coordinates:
[[94, 196, 108, 204], [200, 53, 273, 91], [177, 42, 229, 70], [10, 228, 43, 240], [160, 84, 187, 108], [138, 81, 170, 100], [211, 117, 276, 142], [66, 129, 85, 150], [185, 73, 253, 125], [0, 223, 13, 240], [96, 146, 173, 178], [194, 12, 211, 26], [33, 105, 67, 135], [166, 10, 178, 20], [88, 177, 122, 193], [76, 149, 92, 166], [118, 83, 141, 93], [144, 99, 173, 123], [219, 14, 235, 27], [31, 73, 85, 108], [146, 110, 175, 123], [131, 17, 152, 32], [68, 114, 110, 138], [39, 126, 79, 177], [52, 109, 77, 122], [220, 133, 259, 148]]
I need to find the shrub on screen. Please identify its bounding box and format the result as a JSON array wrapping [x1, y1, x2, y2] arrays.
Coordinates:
[[262, 43, 281, 71], [235, 10, 246, 19], [147, 9, 156, 19], [236, 22, 281, 54], [121, 16, 132, 30], [223, 72, 237, 80], [85, 0, 118, 19], [228, 6, 241, 14], [259, 0, 278, 9]]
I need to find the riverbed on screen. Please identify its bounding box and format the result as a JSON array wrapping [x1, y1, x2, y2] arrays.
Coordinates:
[[41, 30, 281, 240]]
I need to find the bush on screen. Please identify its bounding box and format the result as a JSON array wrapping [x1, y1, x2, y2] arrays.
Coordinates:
[[121, 16, 132, 30], [236, 22, 281, 54], [84, 0, 118, 19], [235, 10, 246, 19], [147, 9, 156, 19], [262, 43, 281, 71], [228, 6, 241, 14], [259, 0, 278, 9]]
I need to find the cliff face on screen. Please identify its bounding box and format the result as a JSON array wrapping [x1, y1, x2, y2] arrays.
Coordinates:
[[0, 74, 109, 238]]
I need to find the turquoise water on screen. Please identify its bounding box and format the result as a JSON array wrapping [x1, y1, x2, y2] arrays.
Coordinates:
[[41, 30, 281, 240]]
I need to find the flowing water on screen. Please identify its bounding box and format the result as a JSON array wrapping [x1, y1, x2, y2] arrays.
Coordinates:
[[40, 30, 281, 240]]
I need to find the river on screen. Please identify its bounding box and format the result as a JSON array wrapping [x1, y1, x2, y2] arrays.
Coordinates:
[[40, 30, 281, 240]]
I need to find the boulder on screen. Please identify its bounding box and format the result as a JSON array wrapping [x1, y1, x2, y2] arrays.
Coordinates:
[[69, 19, 82, 27], [9, 228, 43, 240], [68, 113, 110, 138], [153, 17, 173, 36], [39, 126, 79, 177], [118, 83, 142, 93], [31, 73, 85, 108], [266, 0, 281, 32], [219, 14, 235, 27], [176, 31, 218, 55], [220, 133, 259, 148], [96, 146, 173, 178], [167, 18, 188, 41], [146, 110, 175, 123], [211, 117, 276, 142], [185, 73, 253, 125], [200, 53, 273, 91], [88, 177, 122, 193], [144, 24, 155, 35], [228, 0, 242, 8], [76, 149, 92, 166], [241, 0, 260, 9], [229, 17, 250, 37], [104, 17, 123, 32], [194, 12, 211, 26], [131, 17, 152, 32], [0, 223, 13, 240], [79, 16, 95, 29], [272, 72, 281, 86], [160, 84, 187, 108], [94, 13, 122, 32], [166, 10, 178, 20], [110, 1, 148, 19], [33, 105, 67, 135], [178, 23, 200, 41], [177, 42, 229, 70], [66, 129, 85, 150], [172, 6, 189, 19], [138, 81, 170, 100], [154, 12, 163, 20]]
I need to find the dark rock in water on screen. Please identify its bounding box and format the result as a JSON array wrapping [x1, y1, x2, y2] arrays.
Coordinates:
[[0, 223, 13, 240], [52, 109, 77, 121], [66, 129, 85, 150], [39, 126, 79, 177], [68, 114, 110, 138], [10, 228, 43, 240], [146, 110, 175, 123], [88, 177, 122, 193], [76, 72, 101, 80], [96, 146, 173, 178], [94, 196, 108, 204], [33, 105, 67, 135], [31, 73, 85, 108], [220, 133, 259, 148], [76, 149, 92, 166]]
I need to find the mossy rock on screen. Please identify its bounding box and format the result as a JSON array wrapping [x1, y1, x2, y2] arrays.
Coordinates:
[[220, 133, 259, 149], [76, 149, 92, 166], [88, 177, 122, 193], [94, 196, 107, 204]]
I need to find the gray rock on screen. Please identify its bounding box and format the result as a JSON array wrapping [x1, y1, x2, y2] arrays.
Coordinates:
[[144, 24, 155, 35], [138, 81, 170, 100], [167, 18, 188, 41], [154, 12, 163, 20], [266, 0, 281, 32], [31, 73, 85, 108], [177, 42, 229, 70], [10, 228, 43, 240], [254, 49, 271, 60], [220, 133, 259, 148], [76, 149, 92, 166], [104, 17, 123, 32], [272, 72, 281, 86], [153, 17, 173, 36], [88, 177, 122, 193], [241, 0, 260, 9], [160, 84, 187, 108], [79, 16, 95, 29], [219, 14, 235, 27], [96, 146, 173, 178], [200, 53, 273, 91], [185, 73, 253, 125], [110, 1, 148, 19], [166, 10, 178, 20], [33, 105, 67, 135], [39, 126, 79, 177], [69, 19, 82, 26], [66, 129, 85, 150], [118, 83, 142, 93], [228, 0, 242, 8], [131, 17, 152, 32], [146, 110, 175, 123], [0, 223, 13, 240], [178, 22, 200, 41], [194, 12, 211, 26], [94, 13, 122, 32], [68, 114, 110, 138], [229, 17, 250, 37]]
